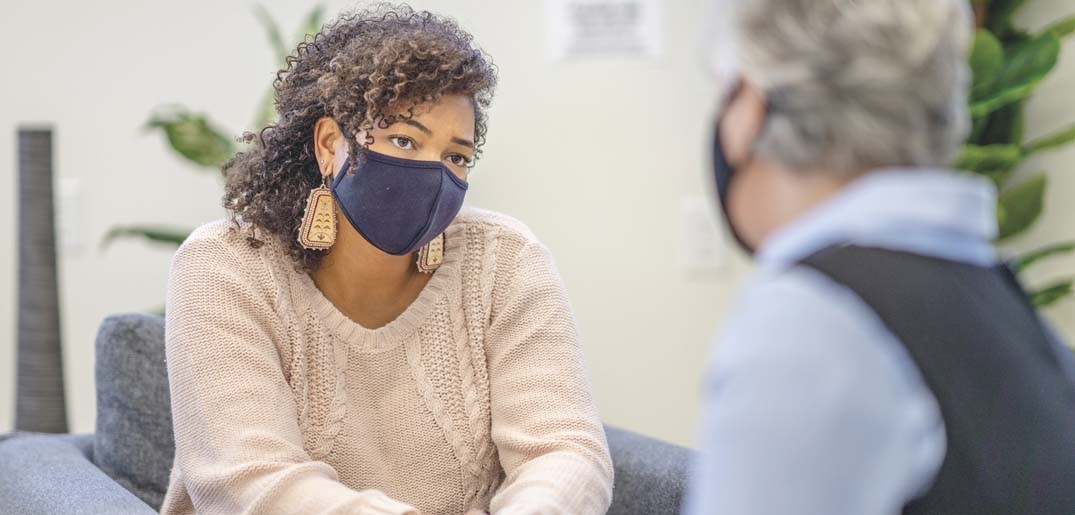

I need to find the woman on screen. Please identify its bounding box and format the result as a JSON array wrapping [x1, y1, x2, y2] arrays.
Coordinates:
[[160, 5, 613, 515]]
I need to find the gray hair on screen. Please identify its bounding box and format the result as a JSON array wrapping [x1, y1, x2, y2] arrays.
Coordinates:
[[724, 0, 974, 175]]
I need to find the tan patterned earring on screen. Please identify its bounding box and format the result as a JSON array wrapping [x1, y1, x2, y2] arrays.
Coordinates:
[[416, 233, 445, 273], [297, 159, 337, 250]]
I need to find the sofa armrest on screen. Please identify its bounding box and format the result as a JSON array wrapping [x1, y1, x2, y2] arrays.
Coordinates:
[[605, 425, 695, 515], [0, 433, 157, 515]]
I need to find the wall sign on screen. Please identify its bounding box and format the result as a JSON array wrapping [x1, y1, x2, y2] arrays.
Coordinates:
[[545, 0, 662, 60]]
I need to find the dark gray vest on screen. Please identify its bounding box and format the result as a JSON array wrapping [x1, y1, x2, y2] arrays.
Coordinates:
[[801, 245, 1075, 514]]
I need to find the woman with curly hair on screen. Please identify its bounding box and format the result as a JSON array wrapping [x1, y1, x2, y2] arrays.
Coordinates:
[[159, 5, 613, 515]]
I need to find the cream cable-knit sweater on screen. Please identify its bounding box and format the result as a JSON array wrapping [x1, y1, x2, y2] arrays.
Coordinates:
[[158, 207, 613, 515]]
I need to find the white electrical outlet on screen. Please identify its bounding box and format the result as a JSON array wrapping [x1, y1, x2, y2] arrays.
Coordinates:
[[680, 194, 726, 271]]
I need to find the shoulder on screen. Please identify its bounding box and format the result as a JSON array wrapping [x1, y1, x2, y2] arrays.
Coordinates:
[[449, 207, 565, 300], [175, 217, 289, 268], [453, 207, 543, 248], [696, 266, 946, 511], [171, 218, 243, 271], [452, 207, 552, 269], [719, 265, 901, 366], [711, 264, 943, 432], [169, 217, 288, 304], [185, 217, 238, 241]]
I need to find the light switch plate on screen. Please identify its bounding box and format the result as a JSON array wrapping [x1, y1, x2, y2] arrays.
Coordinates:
[[680, 194, 726, 271], [56, 177, 84, 255]]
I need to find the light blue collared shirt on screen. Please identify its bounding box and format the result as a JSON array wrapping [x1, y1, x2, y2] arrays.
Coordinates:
[[683, 168, 1075, 515]]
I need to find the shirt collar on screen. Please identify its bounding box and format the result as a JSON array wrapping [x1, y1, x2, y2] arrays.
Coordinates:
[[756, 168, 999, 270]]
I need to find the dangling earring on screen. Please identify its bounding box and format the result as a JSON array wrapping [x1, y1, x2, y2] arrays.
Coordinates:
[[416, 233, 445, 273], [298, 159, 337, 250]]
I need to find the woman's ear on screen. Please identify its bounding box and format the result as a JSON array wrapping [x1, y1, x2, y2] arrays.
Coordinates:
[[313, 117, 343, 173]]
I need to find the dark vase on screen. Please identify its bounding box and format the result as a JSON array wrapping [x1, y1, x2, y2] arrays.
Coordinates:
[[15, 126, 68, 433]]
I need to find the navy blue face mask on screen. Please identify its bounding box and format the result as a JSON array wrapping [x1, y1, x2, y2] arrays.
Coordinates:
[[330, 148, 469, 256]]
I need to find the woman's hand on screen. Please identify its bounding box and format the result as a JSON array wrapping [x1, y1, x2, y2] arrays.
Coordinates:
[[465, 510, 489, 515]]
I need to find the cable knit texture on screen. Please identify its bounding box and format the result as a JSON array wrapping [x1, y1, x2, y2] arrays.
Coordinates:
[[158, 207, 613, 515]]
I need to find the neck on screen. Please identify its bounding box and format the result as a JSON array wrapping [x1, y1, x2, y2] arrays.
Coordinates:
[[311, 211, 421, 306], [752, 164, 855, 247]]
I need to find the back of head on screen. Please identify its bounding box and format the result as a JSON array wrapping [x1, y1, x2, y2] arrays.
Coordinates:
[[725, 0, 974, 176]]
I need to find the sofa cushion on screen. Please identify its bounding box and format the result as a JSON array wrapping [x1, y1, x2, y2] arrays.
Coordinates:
[[0, 433, 157, 514], [605, 426, 692, 515], [93, 313, 173, 510]]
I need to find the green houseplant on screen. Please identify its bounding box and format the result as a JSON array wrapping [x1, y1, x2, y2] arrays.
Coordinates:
[[102, 5, 325, 251], [960, 0, 1075, 306]]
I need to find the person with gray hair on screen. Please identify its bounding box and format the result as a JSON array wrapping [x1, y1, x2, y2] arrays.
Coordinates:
[[684, 0, 1075, 513]]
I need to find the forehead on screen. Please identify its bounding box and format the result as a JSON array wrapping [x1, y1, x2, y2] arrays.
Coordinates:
[[392, 95, 475, 129]]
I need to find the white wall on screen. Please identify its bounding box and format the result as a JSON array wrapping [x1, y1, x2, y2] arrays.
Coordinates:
[[0, 0, 1072, 448]]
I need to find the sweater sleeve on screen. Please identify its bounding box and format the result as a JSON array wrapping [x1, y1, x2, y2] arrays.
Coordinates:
[[484, 238, 614, 515], [164, 235, 419, 515]]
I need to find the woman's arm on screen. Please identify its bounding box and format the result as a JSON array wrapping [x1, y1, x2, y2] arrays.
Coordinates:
[[165, 235, 418, 515], [484, 237, 614, 515]]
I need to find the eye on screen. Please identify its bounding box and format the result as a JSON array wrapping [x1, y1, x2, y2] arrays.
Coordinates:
[[390, 136, 415, 150], [446, 154, 472, 167]]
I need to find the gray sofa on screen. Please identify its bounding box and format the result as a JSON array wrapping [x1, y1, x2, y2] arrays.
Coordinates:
[[0, 313, 695, 514]]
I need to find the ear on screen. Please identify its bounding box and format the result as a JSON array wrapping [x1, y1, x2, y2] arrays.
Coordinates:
[[720, 78, 768, 165], [313, 117, 344, 174]]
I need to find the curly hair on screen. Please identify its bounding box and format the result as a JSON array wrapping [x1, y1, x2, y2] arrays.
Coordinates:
[[222, 3, 497, 272]]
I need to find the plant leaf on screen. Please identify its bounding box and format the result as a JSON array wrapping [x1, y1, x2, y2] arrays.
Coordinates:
[[1029, 279, 1074, 307], [249, 4, 324, 131], [969, 30, 1004, 99], [1023, 122, 1075, 156], [969, 115, 989, 143], [101, 225, 191, 249], [1045, 13, 1075, 40], [970, 32, 1060, 118], [253, 4, 288, 67], [997, 174, 1047, 241], [145, 107, 237, 168], [987, 0, 1027, 39], [252, 86, 277, 131], [296, 5, 327, 46], [954, 144, 1023, 187], [954, 143, 1022, 171], [976, 100, 1026, 146], [1013, 242, 1075, 273]]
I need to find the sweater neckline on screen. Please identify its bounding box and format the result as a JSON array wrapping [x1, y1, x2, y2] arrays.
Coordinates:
[[290, 223, 464, 353]]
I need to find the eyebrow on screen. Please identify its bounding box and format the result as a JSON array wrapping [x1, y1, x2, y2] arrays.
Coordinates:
[[403, 119, 433, 135], [403, 119, 475, 150], [451, 137, 475, 150]]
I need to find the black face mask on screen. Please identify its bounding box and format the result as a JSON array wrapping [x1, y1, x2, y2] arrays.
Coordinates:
[[711, 80, 762, 256]]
